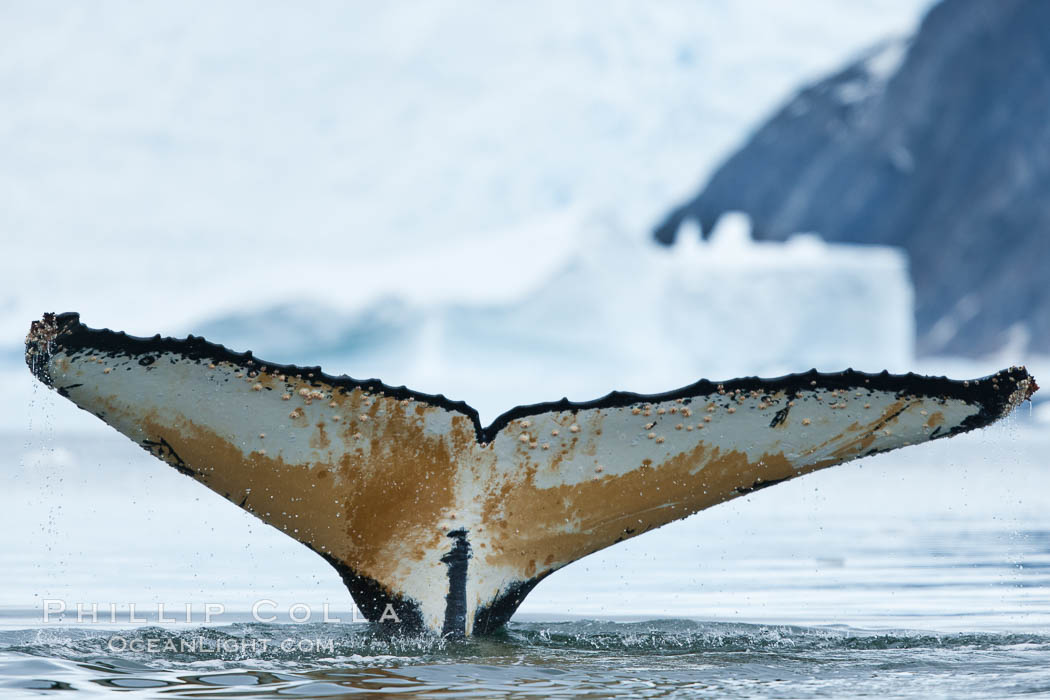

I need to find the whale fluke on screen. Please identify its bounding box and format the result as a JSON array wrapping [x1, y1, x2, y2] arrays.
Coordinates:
[[25, 312, 1038, 636]]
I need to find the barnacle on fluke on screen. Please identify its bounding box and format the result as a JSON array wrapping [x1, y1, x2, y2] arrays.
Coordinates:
[[26, 312, 1038, 636]]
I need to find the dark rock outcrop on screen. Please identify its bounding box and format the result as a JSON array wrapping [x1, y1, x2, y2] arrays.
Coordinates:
[[655, 0, 1050, 356]]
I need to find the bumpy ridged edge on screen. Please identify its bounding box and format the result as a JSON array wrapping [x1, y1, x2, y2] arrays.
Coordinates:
[[26, 312, 1038, 445]]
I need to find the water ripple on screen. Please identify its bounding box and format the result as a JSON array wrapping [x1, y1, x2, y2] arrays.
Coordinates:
[[3, 620, 1050, 697]]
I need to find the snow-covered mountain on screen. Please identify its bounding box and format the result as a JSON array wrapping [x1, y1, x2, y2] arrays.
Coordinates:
[[655, 0, 1050, 358]]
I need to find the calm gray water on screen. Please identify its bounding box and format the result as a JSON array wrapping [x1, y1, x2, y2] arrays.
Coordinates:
[[3, 621, 1050, 697], [3, 421, 1050, 697]]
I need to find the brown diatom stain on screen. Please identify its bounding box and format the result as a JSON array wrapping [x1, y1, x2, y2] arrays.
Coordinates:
[[478, 439, 803, 574], [137, 412, 339, 553], [816, 400, 914, 464], [473, 393, 983, 580], [340, 398, 469, 579], [131, 384, 470, 603], [312, 421, 331, 450]]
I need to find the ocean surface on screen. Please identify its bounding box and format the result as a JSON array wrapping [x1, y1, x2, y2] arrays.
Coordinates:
[[3, 418, 1048, 698], [4, 620, 1050, 698]]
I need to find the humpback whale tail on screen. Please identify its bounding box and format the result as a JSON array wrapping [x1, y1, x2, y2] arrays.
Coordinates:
[[26, 313, 1037, 636]]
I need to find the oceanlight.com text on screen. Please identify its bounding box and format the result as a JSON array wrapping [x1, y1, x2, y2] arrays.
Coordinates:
[[107, 636, 336, 654]]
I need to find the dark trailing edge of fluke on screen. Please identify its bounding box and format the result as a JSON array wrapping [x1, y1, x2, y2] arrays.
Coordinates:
[[25, 312, 1037, 447]]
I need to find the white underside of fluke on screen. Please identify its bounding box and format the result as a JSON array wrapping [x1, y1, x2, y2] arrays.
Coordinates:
[[25, 313, 1036, 635]]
